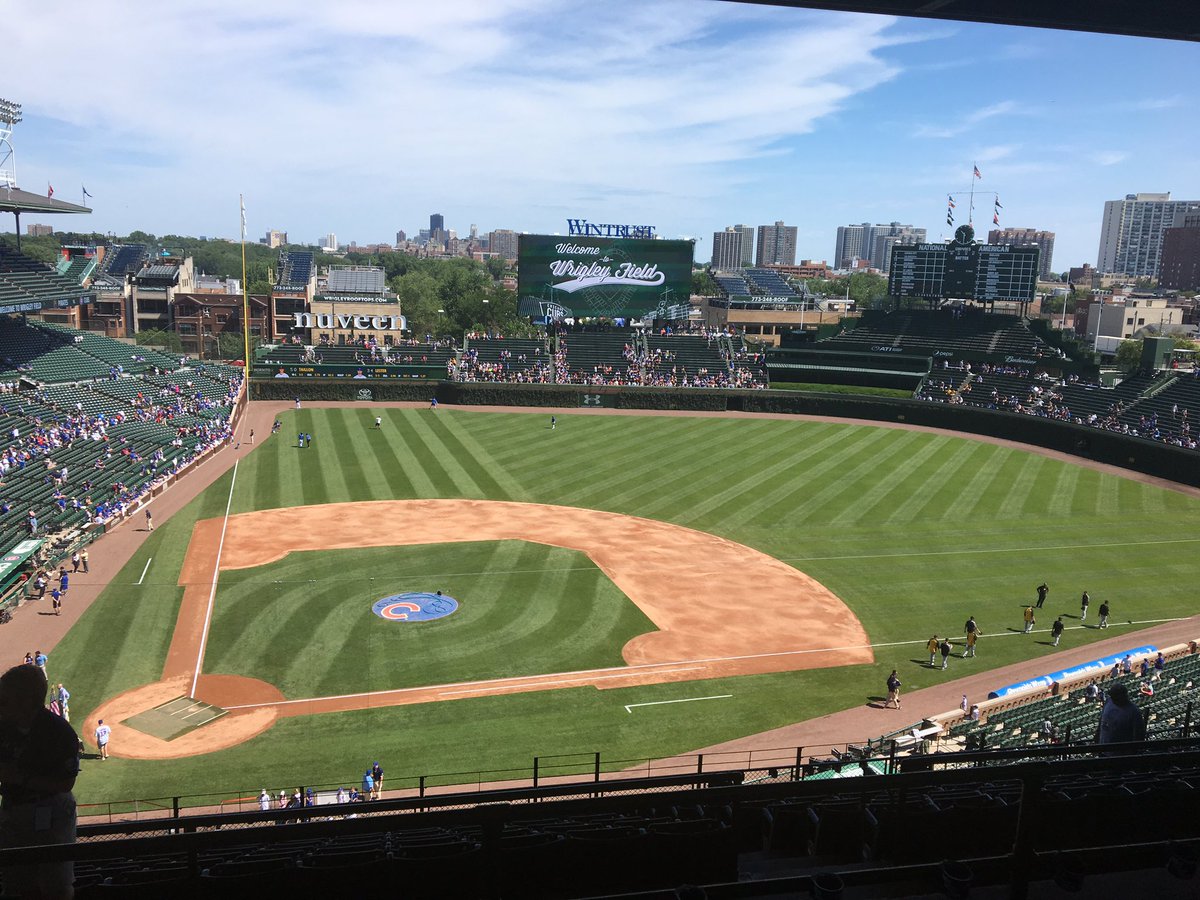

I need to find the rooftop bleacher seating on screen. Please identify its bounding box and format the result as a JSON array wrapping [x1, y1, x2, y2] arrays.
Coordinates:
[[744, 268, 796, 297], [276, 250, 314, 288], [0, 244, 94, 307], [99, 244, 148, 277]]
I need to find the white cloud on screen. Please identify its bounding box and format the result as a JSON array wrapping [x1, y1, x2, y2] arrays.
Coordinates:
[[1089, 150, 1129, 166], [912, 100, 1020, 139], [2, 0, 911, 239]]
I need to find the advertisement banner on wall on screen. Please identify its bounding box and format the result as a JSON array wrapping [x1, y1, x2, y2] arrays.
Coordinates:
[[517, 234, 694, 320]]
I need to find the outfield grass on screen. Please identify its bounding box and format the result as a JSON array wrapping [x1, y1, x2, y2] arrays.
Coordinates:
[[50, 407, 1200, 805]]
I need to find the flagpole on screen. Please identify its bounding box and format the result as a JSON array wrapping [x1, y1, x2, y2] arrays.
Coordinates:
[[968, 162, 976, 227], [240, 194, 251, 382]]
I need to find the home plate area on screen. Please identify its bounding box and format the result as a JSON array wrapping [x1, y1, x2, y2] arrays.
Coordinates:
[[122, 696, 228, 741]]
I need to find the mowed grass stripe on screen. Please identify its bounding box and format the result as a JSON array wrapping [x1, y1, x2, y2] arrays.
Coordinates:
[[390, 411, 454, 497], [884, 440, 993, 525], [996, 454, 1046, 519], [830, 432, 953, 527], [436, 412, 524, 500], [608, 420, 816, 519], [766, 429, 922, 526], [349, 411, 418, 501], [567, 419, 766, 513], [932, 443, 1008, 523], [315, 410, 360, 500], [406, 411, 488, 497], [242, 431, 284, 512], [1094, 471, 1121, 517], [499, 416, 672, 489], [1042, 461, 1082, 519], [531, 418, 712, 511], [671, 424, 860, 528]]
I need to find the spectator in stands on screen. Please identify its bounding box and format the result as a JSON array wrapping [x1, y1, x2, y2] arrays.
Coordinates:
[[0, 663, 81, 899], [1155, 652, 1166, 673], [361, 769, 374, 800], [1121, 655, 1133, 675], [371, 761, 383, 798], [1098, 683, 1146, 746], [258, 789, 271, 811]]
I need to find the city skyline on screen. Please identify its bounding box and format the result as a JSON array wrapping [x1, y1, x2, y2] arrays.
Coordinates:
[[1, 1, 1197, 271]]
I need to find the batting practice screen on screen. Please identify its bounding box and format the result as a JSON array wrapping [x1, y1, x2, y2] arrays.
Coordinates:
[[889, 243, 1040, 302], [517, 234, 694, 319]]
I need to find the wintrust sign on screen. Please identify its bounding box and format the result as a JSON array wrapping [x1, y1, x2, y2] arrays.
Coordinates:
[[294, 313, 406, 330], [566, 219, 656, 239]]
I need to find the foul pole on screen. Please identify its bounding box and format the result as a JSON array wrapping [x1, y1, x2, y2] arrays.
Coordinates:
[[239, 195, 251, 381]]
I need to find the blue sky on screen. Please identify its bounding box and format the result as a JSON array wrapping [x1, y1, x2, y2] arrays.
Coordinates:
[[2, 0, 1197, 271]]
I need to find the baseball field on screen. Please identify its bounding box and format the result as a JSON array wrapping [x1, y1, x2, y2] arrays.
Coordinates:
[[48, 406, 1200, 807]]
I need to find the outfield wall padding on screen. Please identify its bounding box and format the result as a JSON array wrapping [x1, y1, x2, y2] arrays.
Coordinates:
[[249, 379, 1200, 487]]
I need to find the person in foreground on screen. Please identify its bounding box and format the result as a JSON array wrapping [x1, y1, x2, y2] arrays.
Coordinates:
[[1097, 682, 1146, 748], [0, 663, 81, 899]]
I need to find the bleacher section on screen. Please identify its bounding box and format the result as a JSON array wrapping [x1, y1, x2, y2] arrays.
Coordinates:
[[644, 334, 739, 388], [0, 316, 240, 554], [0, 244, 94, 309], [743, 268, 796, 297], [714, 272, 751, 298], [557, 332, 640, 386], [255, 341, 454, 378], [950, 653, 1200, 751], [276, 250, 314, 288], [459, 337, 549, 383], [98, 244, 148, 277], [822, 308, 1058, 362]]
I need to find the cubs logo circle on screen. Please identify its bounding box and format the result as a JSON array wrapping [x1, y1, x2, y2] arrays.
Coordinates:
[[372, 591, 458, 622]]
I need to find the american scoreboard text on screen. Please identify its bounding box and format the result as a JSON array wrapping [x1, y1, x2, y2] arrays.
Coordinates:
[[889, 242, 1040, 302]]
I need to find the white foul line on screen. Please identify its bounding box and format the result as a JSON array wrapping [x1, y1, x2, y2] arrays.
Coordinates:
[[136, 557, 153, 585], [189, 460, 239, 698], [625, 695, 733, 714], [438, 667, 707, 697]]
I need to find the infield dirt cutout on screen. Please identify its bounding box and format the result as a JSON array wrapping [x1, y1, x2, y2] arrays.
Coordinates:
[[87, 500, 871, 759]]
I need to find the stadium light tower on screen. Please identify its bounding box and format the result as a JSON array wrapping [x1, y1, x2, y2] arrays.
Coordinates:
[[0, 97, 22, 190]]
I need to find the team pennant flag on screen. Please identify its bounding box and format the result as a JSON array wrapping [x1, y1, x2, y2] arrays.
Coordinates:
[[82, 185, 92, 199], [993, 213, 1000, 225], [947, 215, 954, 226], [47, 183, 54, 198], [947, 195, 956, 208], [994, 197, 1003, 209], [973, 165, 982, 179]]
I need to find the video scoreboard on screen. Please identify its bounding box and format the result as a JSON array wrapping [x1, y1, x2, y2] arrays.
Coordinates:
[[888, 225, 1039, 302]]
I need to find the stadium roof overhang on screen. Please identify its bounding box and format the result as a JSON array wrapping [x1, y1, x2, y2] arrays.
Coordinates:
[[0, 186, 92, 251], [725, 0, 1200, 43], [0, 186, 92, 216]]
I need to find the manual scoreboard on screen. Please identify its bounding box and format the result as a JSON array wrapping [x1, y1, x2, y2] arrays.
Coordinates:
[[889, 225, 1039, 302]]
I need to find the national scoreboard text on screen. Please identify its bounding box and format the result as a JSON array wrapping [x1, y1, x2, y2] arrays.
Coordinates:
[[889, 242, 1039, 302], [517, 234, 693, 320]]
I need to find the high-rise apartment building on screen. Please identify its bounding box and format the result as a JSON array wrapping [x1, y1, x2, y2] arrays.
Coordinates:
[[322, 233, 337, 251], [488, 229, 519, 261], [869, 223, 926, 272], [1159, 212, 1200, 291], [834, 223, 872, 268], [711, 227, 752, 269], [395, 230, 407, 244], [988, 228, 1056, 280], [733, 225, 754, 266], [264, 229, 287, 248], [755, 221, 797, 267], [430, 213, 444, 233], [834, 222, 926, 270], [1097, 193, 1200, 278], [26, 223, 53, 237]]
